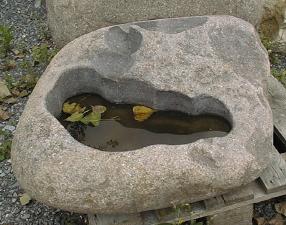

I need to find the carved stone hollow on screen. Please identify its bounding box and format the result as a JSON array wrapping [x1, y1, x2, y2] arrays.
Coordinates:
[[12, 16, 273, 214]]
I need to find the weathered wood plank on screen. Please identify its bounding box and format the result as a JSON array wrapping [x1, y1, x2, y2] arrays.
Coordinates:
[[268, 76, 286, 140], [93, 213, 143, 225], [207, 204, 253, 225], [222, 184, 254, 205], [143, 180, 286, 225], [204, 196, 225, 210], [88, 214, 97, 225], [141, 149, 286, 224], [91, 150, 286, 225], [259, 147, 286, 193], [93, 155, 286, 225]]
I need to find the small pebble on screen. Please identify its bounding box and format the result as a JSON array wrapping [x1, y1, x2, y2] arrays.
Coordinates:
[[3, 125, 16, 132], [20, 213, 30, 220]]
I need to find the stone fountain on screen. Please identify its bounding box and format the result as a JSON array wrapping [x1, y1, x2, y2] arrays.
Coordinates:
[[11, 16, 272, 220]]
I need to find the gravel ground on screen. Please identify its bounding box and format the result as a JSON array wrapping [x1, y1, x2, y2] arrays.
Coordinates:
[[271, 53, 286, 71], [0, 160, 87, 225], [0, 0, 87, 224], [0, 1, 286, 225]]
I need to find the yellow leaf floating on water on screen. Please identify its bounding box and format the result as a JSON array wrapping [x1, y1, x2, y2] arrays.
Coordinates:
[[92, 105, 107, 114], [81, 105, 106, 126], [81, 112, 101, 127], [133, 106, 155, 122], [63, 102, 86, 114], [65, 112, 84, 122], [64, 104, 106, 126]]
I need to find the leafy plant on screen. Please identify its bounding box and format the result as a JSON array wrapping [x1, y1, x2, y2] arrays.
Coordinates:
[[20, 60, 35, 75], [3, 73, 16, 90], [272, 68, 286, 87], [0, 139, 12, 161], [157, 204, 203, 225], [0, 129, 12, 161], [5, 73, 38, 92], [32, 43, 58, 65], [0, 25, 13, 57], [261, 36, 274, 52], [260, 36, 282, 65], [18, 74, 39, 90]]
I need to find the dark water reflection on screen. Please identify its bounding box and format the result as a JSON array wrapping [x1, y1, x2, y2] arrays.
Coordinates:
[[58, 94, 231, 152]]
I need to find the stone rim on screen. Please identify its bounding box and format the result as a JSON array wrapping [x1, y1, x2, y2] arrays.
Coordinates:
[[11, 16, 273, 214]]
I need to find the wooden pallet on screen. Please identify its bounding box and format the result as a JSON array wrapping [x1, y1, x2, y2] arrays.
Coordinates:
[[141, 149, 286, 225], [88, 149, 286, 225], [88, 77, 286, 225]]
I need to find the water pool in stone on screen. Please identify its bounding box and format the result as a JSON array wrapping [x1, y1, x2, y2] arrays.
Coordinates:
[[58, 94, 231, 152]]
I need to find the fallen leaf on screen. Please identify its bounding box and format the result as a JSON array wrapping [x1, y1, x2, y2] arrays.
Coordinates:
[[18, 90, 29, 97], [11, 88, 20, 96], [133, 105, 155, 122], [19, 193, 31, 205], [12, 49, 20, 55], [12, 49, 25, 59], [81, 112, 101, 127], [0, 81, 11, 99], [65, 112, 84, 122], [254, 217, 266, 225], [63, 102, 86, 115], [0, 107, 10, 121], [1, 60, 16, 71], [268, 214, 284, 225], [15, 53, 25, 59], [275, 202, 286, 216], [3, 97, 17, 104], [92, 105, 107, 114]]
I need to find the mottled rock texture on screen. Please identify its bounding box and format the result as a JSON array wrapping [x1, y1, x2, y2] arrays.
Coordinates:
[[46, 0, 264, 47], [12, 16, 273, 214], [268, 75, 286, 138], [260, 0, 286, 40]]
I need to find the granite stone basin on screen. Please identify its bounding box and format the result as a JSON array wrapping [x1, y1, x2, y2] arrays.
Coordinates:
[[11, 16, 273, 214]]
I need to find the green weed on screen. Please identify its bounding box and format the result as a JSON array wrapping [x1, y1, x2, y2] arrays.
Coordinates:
[[3, 73, 16, 90], [0, 129, 12, 161], [32, 43, 58, 65], [20, 60, 34, 74], [261, 36, 274, 52], [272, 68, 286, 87], [0, 25, 13, 57], [4, 72, 38, 96], [157, 204, 203, 225], [260, 37, 281, 64], [18, 74, 39, 90]]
